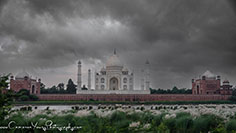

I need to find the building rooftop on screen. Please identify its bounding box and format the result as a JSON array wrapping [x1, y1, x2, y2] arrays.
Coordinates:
[[202, 70, 216, 78], [15, 71, 30, 79]]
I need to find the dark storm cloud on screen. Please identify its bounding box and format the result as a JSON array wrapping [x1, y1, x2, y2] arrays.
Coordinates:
[[0, 0, 236, 88], [228, 0, 236, 13], [0, 0, 7, 10]]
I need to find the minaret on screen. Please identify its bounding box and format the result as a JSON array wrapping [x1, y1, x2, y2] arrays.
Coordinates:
[[88, 69, 91, 90], [77, 61, 82, 94], [141, 69, 145, 90], [145, 60, 150, 90]]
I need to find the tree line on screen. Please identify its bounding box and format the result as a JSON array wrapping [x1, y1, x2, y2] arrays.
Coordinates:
[[40, 78, 88, 94], [150, 86, 192, 94], [41, 80, 192, 94]]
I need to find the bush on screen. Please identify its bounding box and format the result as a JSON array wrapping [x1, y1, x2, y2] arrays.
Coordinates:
[[151, 114, 165, 127], [110, 111, 127, 123], [19, 95, 29, 101], [193, 114, 223, 132], [141, 112, 153, 124], [157, 123, 168, 132], [176, 112, 191, 119], [226, 119, 236, 132], [127, 112, 141, 121], [229, 96, 236, 101], [29, 95, 39, 101], [163, 118, 176, 132], [1, 110, 234, 132], [17, 89, 30, 96], [175, 115, 193, 132]]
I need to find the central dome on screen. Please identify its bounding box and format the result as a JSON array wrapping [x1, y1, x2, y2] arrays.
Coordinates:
[[16, 71, 30, 79], [202, 70, 215, 78], [106, 50, 123, 67]]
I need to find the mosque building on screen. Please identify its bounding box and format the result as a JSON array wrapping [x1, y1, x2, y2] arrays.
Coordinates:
[[76, 50, 150, 94], [10, 71, 41, 94], [192, 70, 232, 95]]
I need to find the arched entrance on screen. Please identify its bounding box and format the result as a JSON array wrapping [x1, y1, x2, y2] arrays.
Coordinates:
[[32, 85, 35, 94], [197, 85, 199, 94], [110, 77, 118, 90]]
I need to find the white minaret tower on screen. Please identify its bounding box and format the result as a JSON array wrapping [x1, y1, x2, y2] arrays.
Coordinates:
[[88, 69, 91, 90], [141, 69, 145, 90], [145, 60, 150, 90], [94, 70, 97, 90], [77, 60, 82, 94]]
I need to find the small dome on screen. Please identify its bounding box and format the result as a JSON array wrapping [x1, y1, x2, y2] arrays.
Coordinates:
[[223, 80, 230, 85], [122, 67, 128, 72], [16, 71, 30, 79], [202, 70, 216, 78], [101, 67, 106, 72], [106, 52, 122, 67], [223, 80, 229, 83]]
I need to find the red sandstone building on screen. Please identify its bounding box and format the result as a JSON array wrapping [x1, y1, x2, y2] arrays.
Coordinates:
[[10, 71, 41, 94], [220, 80, 233, 95], [192, 70, 232, 95]]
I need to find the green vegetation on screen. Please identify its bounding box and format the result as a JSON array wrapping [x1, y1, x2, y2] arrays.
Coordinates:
[[150, 86, 192, 94], [66, 79, 77, 94], [41, 78, 78, 94], [15, 89, 39, 101], [81, 85, 88, 90], [40, 84, 68, 94], [1, 111, 236, 132], [12, 100, 236, 105], [229, 89, 236, 101], [0, 75, 13, 120]]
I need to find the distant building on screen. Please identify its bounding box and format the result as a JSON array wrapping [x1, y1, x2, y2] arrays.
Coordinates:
[[220, 80, 233, 95], [10, 71, 41, 94], [94, 50, 134, 91], [76, 50, 150, 94], [192, 70, 232, 95]]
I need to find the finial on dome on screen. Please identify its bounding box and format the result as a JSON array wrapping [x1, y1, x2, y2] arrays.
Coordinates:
[[145, 59, 150, 65], [114, 48, 116, 55]]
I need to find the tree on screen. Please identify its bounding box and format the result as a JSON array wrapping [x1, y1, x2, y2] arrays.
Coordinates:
[[17, 89, 30, 96], [41, 84, 67, 94], [40, 82, 46, 89], [0, 75, 12, 120], [229, 89, 236, 101], [51, 85, 57, 91], [19, 95, 29, 101], [14, 89, 39, 101], [57, 83, 64, 90], [150, 87, 192, 94], [81, 85, 88, 90], [66, 79, 76, 94], [172, 86, 179, 94]]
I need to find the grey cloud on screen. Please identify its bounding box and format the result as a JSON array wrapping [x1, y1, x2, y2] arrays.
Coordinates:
[[0, 0, 236, 89]]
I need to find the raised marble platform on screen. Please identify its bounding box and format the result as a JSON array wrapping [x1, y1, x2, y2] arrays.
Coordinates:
[[77, 90, 150, 94], [37, 94, 230, 101]]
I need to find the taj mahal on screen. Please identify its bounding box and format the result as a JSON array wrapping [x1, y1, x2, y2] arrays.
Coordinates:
[[76, 50, 150, 94]]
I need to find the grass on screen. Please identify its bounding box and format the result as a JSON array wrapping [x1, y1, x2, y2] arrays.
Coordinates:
[[11, 100, 236, 105], [2, 111, 235, 132]]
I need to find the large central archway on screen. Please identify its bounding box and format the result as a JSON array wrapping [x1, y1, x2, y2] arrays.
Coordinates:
[[109, 77, 118, 90]]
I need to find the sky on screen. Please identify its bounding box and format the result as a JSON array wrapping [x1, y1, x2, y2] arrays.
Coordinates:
[[0, 0, 236, 89]]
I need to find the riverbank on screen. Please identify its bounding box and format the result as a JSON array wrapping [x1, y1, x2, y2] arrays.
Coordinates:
[[12, 100, 236, 105], [6, 104, 236, 132]]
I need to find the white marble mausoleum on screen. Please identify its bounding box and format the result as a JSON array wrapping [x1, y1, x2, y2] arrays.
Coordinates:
[[76, 50, 150, 94]]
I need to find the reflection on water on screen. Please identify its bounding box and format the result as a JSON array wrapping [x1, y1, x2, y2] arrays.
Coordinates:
[[13, 105, 151, 111]]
